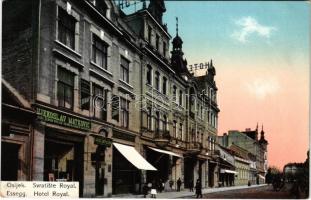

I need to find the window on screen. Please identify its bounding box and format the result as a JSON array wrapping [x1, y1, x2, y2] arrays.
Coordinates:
[[179, 90, 183, 106], [120, 98, 129, 128], [156, 34, 160, 50], [81, 79, 90, 110], [58, 8, 76, 49], [148, 25, 152, 44], [92, 35, 108, 69], [95, 0, 107, 16], [155, 71, 160, 91], [173, 86, 177, 102], [173, 120, 177, 138], [201, 106, 204, 119], [146, 65, 152, 85], [57, 67, 74, 109], [179, 123, 183, 140], [163, 42, 166, 57], [120, 57, 129, 83], [163, 115, 167, 131], [111, 95, 119, 121], [155, 111, 160, 131], [162, 77, 167, 95], [147, 107, 152, 130], [93, 84, 107, 120], [197, 103, 200, 116]]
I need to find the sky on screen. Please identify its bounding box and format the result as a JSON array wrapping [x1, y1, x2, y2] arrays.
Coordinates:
[[163, 1, 309, 169], [122, 1, 310, 169]]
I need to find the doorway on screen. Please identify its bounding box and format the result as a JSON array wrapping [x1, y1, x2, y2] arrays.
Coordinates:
[[1, 142, 20, 180], [184, 157, 195, 188], [95, 146, 106, 196]]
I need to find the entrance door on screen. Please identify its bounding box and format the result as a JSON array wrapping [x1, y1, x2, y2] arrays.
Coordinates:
[[1, 142, 20, 180], [184, 157, 195, 188], [95, 146, 105, 196], [208, 163, 215, 187]]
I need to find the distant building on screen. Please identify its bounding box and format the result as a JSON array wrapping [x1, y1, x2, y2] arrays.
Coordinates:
[[215, 145, 236, 187], [218, 125, 268, 184], [229, 144, 255, 185]]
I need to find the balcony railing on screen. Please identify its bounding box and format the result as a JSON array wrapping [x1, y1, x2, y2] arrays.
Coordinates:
[[154, 129, 171, 147], [186, 142, 202, 155]]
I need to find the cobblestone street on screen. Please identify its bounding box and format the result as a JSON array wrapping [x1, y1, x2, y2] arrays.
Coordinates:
[[182, 184, 308, 199]]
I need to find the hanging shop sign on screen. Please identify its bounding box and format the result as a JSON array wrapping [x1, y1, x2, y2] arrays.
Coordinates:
[[94, 136, 112, 147], [36, 107, 91, 131]]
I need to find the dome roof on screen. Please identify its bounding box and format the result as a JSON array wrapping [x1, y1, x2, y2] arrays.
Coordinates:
[[172, 35, 183, 49]]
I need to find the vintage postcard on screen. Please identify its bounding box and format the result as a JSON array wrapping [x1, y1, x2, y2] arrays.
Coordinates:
[[1, 0, 309, 199]]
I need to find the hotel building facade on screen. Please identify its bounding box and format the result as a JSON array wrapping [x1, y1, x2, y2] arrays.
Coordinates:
[[2, 0, 220, 197]]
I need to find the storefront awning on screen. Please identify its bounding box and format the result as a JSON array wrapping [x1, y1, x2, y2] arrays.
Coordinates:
[[220, 169, 238, 174], [113, 143, 157, 171], [148, 147, 183, 158], [258, 174, 266, 180]]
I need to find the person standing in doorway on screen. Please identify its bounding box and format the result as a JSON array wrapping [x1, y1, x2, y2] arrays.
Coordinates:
[[195, 179, 203, 198], [189, 179, 194, 192], [177, 178, 182, 191]]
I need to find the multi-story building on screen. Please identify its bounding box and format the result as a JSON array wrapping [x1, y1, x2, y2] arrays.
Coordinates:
[[218, 125, 268, 184], [215, 145, 236, 187], [228, 144, 253, 186], [2, 0, 220, 197]]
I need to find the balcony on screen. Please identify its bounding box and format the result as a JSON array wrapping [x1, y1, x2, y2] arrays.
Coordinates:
[[154, 129, 171, 148], [186, 142, 202, 155]]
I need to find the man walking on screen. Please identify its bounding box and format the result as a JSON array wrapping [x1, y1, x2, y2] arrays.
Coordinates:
[[195, 179, 202, 198]]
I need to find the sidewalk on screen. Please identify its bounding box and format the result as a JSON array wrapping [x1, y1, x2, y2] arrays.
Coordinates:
[[112, 184, 267, 199]]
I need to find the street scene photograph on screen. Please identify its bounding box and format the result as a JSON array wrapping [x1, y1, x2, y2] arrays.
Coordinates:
[[0, 0, 309, 199]]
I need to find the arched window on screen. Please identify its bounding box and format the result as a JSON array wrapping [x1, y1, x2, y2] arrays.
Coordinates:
[[155, 71, 160, 91], [163, 114, 167, 131], [162, 77, 167, 95], [146, 65, 152, 85], [155, 111, 160, 131], [173, 85, 177, 102]]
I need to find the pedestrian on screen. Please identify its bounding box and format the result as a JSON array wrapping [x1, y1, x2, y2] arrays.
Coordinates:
[[151, 181, 157, 198], [195, 179, 202, 198], [143, 183, 149, 198], [189, 179, 194, 192], [169, 180, 174, 190], [177, 178, 182, 191], [161, 181, 165, 192]]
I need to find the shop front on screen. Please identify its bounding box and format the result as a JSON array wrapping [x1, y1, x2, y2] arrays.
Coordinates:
[[44, 130, 84, 195], [112, 143, 156, 194], [219, 169, 237, 187], [36, 105, 91, 197], [145, 147, 183, 190], [1, 79, 35, 181]]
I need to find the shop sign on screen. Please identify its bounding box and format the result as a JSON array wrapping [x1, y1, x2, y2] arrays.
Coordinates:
[[37, 107, 91, 131], [94, 136, 112, 147]]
